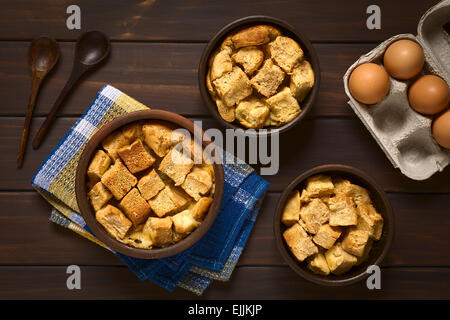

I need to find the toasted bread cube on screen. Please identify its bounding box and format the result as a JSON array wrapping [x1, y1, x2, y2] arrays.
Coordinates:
[[215, 98, 236, 123], [281, 190, 301, 226], [290, 60, 314, 102], [328, 196, 358, 227], [87, 150, 111, 182], [191, 197, 213, 221], [206, 70, 216, 98], [172, 209, 201, 234], [305, 174, 334, 198], [181, 167, 213, 201], [213, 66, 253, 107], [313, 224, 342, 249], [142, 121, 185, 157], [231, 25, 272, 48], [102, 130, 130, 161], [148, 185, 189, 217], [220, 35, 234, 53], [96, 205, 132, 240], [210, 49, 233, 81], [137, 169, 165, 200], [88, 182, 113, 211], [117, 139, 155, 174], [232, 46, 264, 75], [356, 238, 373, 266], [342, 229, 370, 257], [121, 122, 142, 141], [300, 189, 310, 204], [235, 98, 270, 129], [251, 59, 285, 98], [123, 225, 153, 249], [283, 223, 318, 262], [101, 160, 137, 200], [119, 188, 151, 226], [299, 198, 330, 234], [325, 243, 357, 275], [356, 203, 384, 240], [333, 178, 372, 206], [308, 253, 330, 276], [266, 87, 301, 126], [268, 36, 304, 73], [159, 148, 194, 186], [143, 217, 173, 247]]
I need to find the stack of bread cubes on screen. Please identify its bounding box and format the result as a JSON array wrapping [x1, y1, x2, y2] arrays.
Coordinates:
[[86, 120, 215, 249], [206, 24, 315, 129], [281, 175, 384, 276]]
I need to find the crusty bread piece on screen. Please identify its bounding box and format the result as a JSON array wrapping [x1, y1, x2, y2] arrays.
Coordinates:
[[268, 35, 304, 73], [215, 98, 236, 122], [121, 122, 142, 141], [102, 130, 131, 161], [299, 198, 330, 234], [210, 49, 233, 81], [213, 66, 253, 107], [281, 189, 301, 226], [190, 197, 213, 221], [220, 35, 234, 53], [290, 60, 314, 102], [172, 209, 201, 234], [122, 225, 153, 249], [356, 203, 384, 240], [96, 205, 132, 240], [313, 224, 342, 249], [137, 169, 165, 200], [325, 242, 357, 275], [101, 160, 137, 200], [206, 70, 216, 98], [308, 253, 330, 276], [87, 150, 111, 182], [88, 181, 113, 211], [143, 216, 173, 247], [341, 228, 371, 257], [148, 185, 190, 217], [232, 46, 264, 75], [356, 238, 373, 266], [181, 166, 213, 201], [250, 59, 285, 97], [305, 174, 334, 198], [265, 87, 301, 126], [235, 98, 270, 129], [119, 188, 152, 226], [117, 139, 155, 174], [142, 121, 185, 157], [333, 177, 372, 206], [283, 223, 318, 262], [328, 196, 358, 227], [159, 147, 194, 186], [231, 25, 272, 48]]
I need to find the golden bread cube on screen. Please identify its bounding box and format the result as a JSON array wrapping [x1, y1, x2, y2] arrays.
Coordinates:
[[305, 174, 334, 198], [88, 182, 113, 211], [159, 148, 194, 186], [231, 25, 271, 48], [356, 238, 373, 266], [333, 177, 372, 206], [122, 225, 153, 249], [213, 66, 253, 107], [101, 160, 137, 200], [235, 98, 270, 129], [96, 205, 132, 240], [148, 185, 189, 217], [341, 229, 371, 257], [215, 98, 236, 123], [142, 121, 185, 157], [299, 198, 330, 234], [137, 169, 165, 200], [325, 243, 357, 275], [290, 60, 315, 102], [281, 189, 301, 226], [87, 150, 111, 182], [268, 35, 304, 73], [102, 130, 130, 161], [313, 224, 342, 249], [121, 122, 142, 141], [210, 49, 233, 81], [265, 87, 301, 126], [328, 196, 358, 227], [181, 166, 213, 201], [206, 70, 216, 98], [232, 46, 264, 75], [250, 59, 285, 97], [308, 253, 330, 276], [356, 203, 384, 240], [117, 139, 155, 174], [191, 197, 213, 221], [172, 209, 201, 234], [283, 223, 318, 262], [143, 217, 173, 247], [119, 188, 152, 226]]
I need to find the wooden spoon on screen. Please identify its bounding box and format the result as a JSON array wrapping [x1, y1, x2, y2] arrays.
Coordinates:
[[32, 31, 111, 149], [17, 36, 59, 169]]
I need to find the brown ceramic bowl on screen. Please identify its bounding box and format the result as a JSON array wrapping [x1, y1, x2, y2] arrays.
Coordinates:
[[75, 109, 224, 259], [198, 16, 321, 136], [274, 164, 394, 286]]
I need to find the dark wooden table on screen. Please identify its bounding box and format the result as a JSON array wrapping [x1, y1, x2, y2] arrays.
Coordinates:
[[0, 0, 449, 299]]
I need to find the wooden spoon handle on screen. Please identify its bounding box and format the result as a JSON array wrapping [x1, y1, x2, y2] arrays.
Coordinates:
[[17, 76, 42, 169]]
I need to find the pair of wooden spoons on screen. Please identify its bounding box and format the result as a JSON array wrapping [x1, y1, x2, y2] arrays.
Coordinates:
[[17, 31, 111, 169]]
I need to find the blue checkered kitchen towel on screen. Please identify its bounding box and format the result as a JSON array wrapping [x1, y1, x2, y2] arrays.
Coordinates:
[[31, 85, 269, 295]]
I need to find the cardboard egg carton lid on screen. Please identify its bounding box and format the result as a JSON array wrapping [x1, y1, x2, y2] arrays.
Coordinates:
[[343, 0, 450, 180]]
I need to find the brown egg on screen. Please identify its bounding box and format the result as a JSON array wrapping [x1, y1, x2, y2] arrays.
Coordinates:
[[349, 63, 390, 105], [432, 109, 450, 149], [383, 39, 424, 80], [408, 75, 449, 115]]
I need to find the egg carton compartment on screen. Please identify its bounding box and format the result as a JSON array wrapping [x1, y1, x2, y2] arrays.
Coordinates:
[[343, 0, 450, 180]]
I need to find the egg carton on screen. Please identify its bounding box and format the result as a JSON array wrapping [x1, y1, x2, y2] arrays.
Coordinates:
[[343, 0, 450, 180]]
